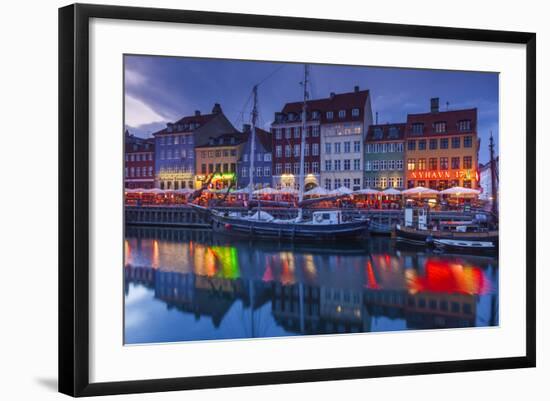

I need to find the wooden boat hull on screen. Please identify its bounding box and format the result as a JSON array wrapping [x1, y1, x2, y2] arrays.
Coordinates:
[[210, 212, 369, 240], [395, 225, 498, 246]]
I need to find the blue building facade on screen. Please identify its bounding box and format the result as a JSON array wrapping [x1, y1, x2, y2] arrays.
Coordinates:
[[153, 103, 236, 190], [236, 125, 273, 189]]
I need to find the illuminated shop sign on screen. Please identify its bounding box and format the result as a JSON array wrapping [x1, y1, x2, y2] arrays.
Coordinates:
[[410, 170, 475, 180], [195, 172, 236, 181]]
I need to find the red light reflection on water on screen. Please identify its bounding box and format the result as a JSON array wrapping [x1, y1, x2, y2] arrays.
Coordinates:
[[409, 259, 491, 295]]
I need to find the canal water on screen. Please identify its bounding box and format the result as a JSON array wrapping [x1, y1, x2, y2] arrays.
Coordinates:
[[124, 226, 499, 344]]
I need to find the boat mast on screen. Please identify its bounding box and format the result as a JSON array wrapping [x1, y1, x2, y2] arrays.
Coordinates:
[[297, 64, 309, 220], [248, 85, 258, 199], [489, 131, 498, 216]]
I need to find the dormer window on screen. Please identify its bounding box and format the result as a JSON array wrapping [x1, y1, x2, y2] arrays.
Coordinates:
[[458, 119, 472, 131], [288, 113, 295, 121], [209, 138, 214, 145], [312, 110, 320, 120], [352, 108, 360, 117], [434, 121, 447, 133], [373, 127, 383, 140], [388, 126, 399, 139], [338, 110, 346, 118], [411, 123, 424, 135], [326, 111, 334, 120], [230, 137, 235, 144]]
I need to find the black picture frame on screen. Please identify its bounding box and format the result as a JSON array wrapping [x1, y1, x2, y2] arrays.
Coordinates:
[[59, 3, 536, 397]]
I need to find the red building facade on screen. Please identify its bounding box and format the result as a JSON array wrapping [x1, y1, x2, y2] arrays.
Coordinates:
[[125, 131, 155, 189]]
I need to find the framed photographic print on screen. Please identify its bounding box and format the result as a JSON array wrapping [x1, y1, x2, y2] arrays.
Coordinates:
[[58, 3, 536, 397]]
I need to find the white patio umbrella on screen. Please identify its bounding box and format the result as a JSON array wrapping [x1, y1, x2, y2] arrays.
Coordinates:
[[330, 186, 353, 196], [353, 187, 380, 196], [144, 188, 167, 194], [401, 186, 439, 196], [382, 188, 402, 196], [173, 188, 193, 195], [253, 187, 279, 195], [440, 186, 480, 196], [124, 188, 146, 193], [278, 187, 298, 194], [304, 186, 329, 197]]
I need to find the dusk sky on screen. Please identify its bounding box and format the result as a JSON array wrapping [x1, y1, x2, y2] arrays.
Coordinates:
[[124, 55, 499, 163]]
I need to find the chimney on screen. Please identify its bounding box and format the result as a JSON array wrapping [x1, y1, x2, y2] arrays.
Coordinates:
[[430, 97, 439, 113], [354, 85, 359, 92], [242, 124, 251, 133], [375, 112, 379, 125], [194, 110, 201, 116], [212, 103, 222, 114], [330, 92, 336, 99]]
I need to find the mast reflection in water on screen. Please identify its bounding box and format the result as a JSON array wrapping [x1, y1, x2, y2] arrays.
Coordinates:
[[124, 227, 498, 344]]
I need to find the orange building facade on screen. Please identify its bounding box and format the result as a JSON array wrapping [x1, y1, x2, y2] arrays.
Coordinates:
[[404, 99, 479, 190]]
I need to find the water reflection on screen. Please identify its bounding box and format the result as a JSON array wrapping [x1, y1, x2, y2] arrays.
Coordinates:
[[124, 227, 498, 344]]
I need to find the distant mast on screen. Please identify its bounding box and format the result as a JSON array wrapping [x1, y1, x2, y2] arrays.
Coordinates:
[[248, 85, 258, 197], [489, 131, 498, 215], [297, 64, 309, 221]]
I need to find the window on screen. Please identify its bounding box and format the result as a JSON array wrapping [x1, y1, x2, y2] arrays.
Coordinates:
[[201, 164, 207, 174], [388, 177, 395, 188], [388, 126, 399, 138], [215, 150, 221, 158], [380, 160, 387, 171], [463, 180, 472, 188], [429, 158, 437, 170], [343, 178, 351, 188], [364, 178, 371, 188], [396, 160, 403, 170], [256, 167, 263, 177], [389, 160, 396, 170], [365, 160, 372, 171], [285, 145, 291, 157], [325, 160, 332, 171], [373, 160, 379, 171], [312, 162, 319, 173], [264, 166, 271, 176], [396, 177, 403, 188], [334, 179, 341, 188], [451, 157, 460, 169], [440, 138, 449, 149], [325, 143, 331, 154], [242, 168, 248, 177], [440, 157, 449, 170], [284, 163, 291, 174], [434, 122, 447, 133], [294, 127, 301, 138], [458, 119, 471, 131], [264, 153, 272, 162], [464, 136, 473, 148], [275, 145, 282, 158], [304, 143, 310, 156], [373, 127, 383, 140], [418, 140, 426, 150], [354, 159, 360, 170], [418, 158, 426, 171], [293, 144, 300, 157], [429, 139, 438, 150], [208, 163, 214, 173], [344, 141, 351, 153], [354, 141, 361, 152], [334, 160, 341, 171], [275, 163, 282, 175], [380, 177, 387, 188], [312, 126, 320, 137], [148, 166, 153, 176], [452, 137, 461, 148], [160, 150, 165, 160], [463, 156, 473, 169], [344, 160, 351, 170], [326, 111, 334, 120], [411, 123, 424, 135], [338, 110, 346, 118], [407, 140, 416, 151], [312, 143, 319, 156], [352, 108, 360, 117], [293, 163, 300, 175], [334, 143, 341, 154], [285, 128, 291, 139], [243, 154, 249, 162], [408, 159, 416, 171]]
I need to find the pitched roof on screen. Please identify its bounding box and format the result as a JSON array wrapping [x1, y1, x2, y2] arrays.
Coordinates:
[[253, 128, 272, 151], [276, 89, 370, 124], [406, 108, 477, 137], [365, 123, 406, 142], [195, 132, 249, 148]]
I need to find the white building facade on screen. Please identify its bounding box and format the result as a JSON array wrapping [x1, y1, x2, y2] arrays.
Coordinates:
[[320, 88, 373, 191]]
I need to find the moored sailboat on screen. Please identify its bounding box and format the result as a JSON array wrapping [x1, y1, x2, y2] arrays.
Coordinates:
[[207, 65, 369, 240]]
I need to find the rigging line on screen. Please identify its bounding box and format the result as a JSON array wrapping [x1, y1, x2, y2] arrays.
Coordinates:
[[232, 90, 253, 128], [256, 64, 286, 87]]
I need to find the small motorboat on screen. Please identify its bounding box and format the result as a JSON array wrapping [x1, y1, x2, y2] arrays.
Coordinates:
[[433, 238, 496, 253]]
